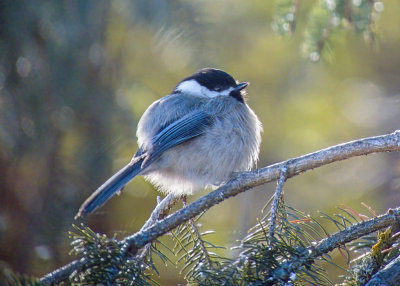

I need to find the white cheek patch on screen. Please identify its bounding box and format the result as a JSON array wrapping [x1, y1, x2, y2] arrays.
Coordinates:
[[176, 79, 234, 98], [176, 80, 203, 96]]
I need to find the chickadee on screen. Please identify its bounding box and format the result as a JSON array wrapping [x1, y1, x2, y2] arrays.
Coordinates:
[[76, 68, 262, 219]]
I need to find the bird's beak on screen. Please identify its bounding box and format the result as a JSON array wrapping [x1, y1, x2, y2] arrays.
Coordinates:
[[234, 82, 249, 92]]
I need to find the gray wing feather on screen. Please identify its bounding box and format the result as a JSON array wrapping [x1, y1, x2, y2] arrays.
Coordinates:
[[141, 111, 213, 167]]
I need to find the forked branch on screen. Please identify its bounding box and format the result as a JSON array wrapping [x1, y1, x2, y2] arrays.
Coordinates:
[[40, 130, 400, 284]]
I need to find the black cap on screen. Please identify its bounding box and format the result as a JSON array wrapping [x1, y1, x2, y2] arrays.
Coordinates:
[[179, 68, 237, 92]]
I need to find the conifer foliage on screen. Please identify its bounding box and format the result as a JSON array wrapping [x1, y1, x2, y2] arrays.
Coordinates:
[[273, 0, 384, 61]]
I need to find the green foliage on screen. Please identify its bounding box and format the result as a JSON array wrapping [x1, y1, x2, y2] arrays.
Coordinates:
[[222, 203, 334, 285], [172, 214, 228, 284], [167, 201, 400, 285], [274, 0, 384, 61], [69, 224, 156, 285], [0, 264, 40, 286], [171, 200, 342, 285], [65, 200, 400, 285], [273, 0, 299, 34]]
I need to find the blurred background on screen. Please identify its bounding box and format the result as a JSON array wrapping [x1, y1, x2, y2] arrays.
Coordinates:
[[0, 0, 399, 284]]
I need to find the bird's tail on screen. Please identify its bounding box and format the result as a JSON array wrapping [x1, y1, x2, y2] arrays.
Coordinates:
[[75, 158, 144, 219]]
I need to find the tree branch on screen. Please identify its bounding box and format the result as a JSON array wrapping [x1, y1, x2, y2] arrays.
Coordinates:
[[269, 166, 288, 238], [269, 207, 400, 282], [123, 130, 400, 249], [40, 259, 86, 285], [40, 130, 400, 284], [365, 254, 400, 285]]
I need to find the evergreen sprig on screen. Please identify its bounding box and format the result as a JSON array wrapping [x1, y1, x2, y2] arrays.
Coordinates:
[[0, 264, 41, 286], [44, 201, 400, 285], [274, 0, 384, 61], [273, 0, 299, 35], [68, 224, 156, 285], [226, 201, 333, 285], [172, 213, 228, 285]]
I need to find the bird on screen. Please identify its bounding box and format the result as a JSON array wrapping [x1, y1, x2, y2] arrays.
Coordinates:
[[75, 68, 262, 219]]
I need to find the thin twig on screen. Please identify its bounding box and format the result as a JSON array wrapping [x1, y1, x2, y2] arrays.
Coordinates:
[[40, 130, 400, 284], [269, 166, 288, 238], [138, 194, 178, 259], [182, 196, 212, 268], [141, 194, 178, 232]]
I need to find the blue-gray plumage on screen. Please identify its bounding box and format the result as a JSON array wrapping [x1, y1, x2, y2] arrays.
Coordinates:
[[76, 68, 262, 219]]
